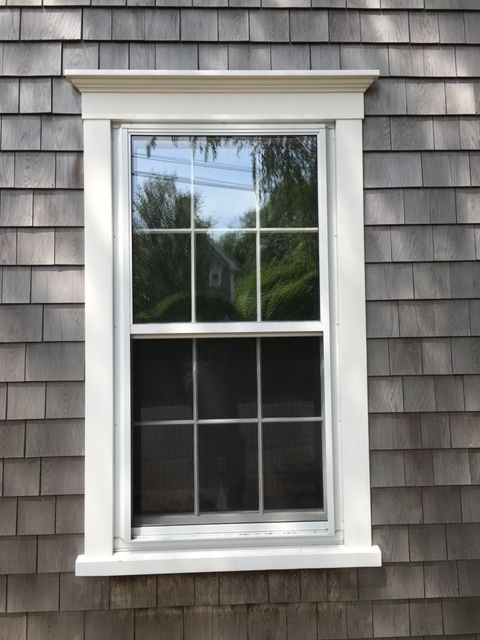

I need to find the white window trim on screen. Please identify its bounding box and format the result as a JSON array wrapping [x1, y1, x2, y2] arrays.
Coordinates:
[[66, 70, 381, 576]]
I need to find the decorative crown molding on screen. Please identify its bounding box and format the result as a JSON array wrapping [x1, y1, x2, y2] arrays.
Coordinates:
[[66, 70, 379, 94]]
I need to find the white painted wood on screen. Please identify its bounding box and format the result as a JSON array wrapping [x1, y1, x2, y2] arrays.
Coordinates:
[[131, 321, 324, 337], [335, 119, 372, 548], [83, 119, 115, 556], [130, 517, 329, 540], [76, 544, 381, 576], [114, 126, 133, 543], [71, 70, 381, 575], [66, 70, 379, 121], [317, 127, 335, 536], [326, 127, 344, 539], [79, 92, 366, 123], [66, 70, 379, 94]]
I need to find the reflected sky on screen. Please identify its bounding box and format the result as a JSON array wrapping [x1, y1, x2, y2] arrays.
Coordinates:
[[132, 136, 259, 229], [132, 135, 318, 230], [193, 144, 258, 228]]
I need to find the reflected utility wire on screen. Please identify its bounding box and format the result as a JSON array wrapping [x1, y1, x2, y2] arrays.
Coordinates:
[[132, 151, 253, 174], [132, 170, 256, 193]]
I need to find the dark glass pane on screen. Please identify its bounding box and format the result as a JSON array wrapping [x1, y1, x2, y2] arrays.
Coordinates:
[[132, 339, 193, 421], [261, 232, 319, 321], [132, 232, 191, 323], [133, 424, 194, 516], [197, 338, 257, 419], [263, 422, 323, 510], [258, 136, 318, 228], [199, 424, 258, 512], [261, 337, 321, 418], [192, 137, 257, 229], [132, 136, 192, 230], [195, 231, 256, 321]]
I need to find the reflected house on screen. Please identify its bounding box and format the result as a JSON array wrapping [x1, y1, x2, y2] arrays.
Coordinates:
[[205, 234, 239, 303]]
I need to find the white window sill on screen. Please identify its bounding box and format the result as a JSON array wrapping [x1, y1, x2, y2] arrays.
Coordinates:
[[76, 545, 381, 576]]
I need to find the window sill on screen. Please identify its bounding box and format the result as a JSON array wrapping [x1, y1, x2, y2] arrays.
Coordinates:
[[76, 545, 381, 576]]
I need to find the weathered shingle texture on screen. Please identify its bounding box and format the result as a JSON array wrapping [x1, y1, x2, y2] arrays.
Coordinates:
[[0, 1, 479, 638]]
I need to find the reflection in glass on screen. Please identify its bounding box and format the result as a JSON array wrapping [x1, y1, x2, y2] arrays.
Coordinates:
[[197, 338, 257, 419], [258, 136, 318, 228], [132, 339, 193, 422], [199, 424, 258, 512], [132, 136, 193, 229], [132, 135, 318, 231], [131, 136, 322, 324], [132, 232, 191, 323], [133, 424, 194, 516], [261, 232, 319, 321], [193, 139, 257, 229], [263, 422, 323, 510], [195, 232, 256, 321], [261, 337, 321, 418]]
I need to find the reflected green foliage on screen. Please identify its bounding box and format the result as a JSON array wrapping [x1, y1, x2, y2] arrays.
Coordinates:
[[171, 135, 317, 227], [261, 233, 319, 321], [218, 232, 319, 321], [133, 175, 192, 229], [133, 136, 320, 323], [255, 137, 317, 228], [132, 177, 219, 322], [133, 233, 191, 323]]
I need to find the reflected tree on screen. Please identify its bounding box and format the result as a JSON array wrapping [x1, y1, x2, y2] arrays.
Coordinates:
[[132, 177, 194, 322]]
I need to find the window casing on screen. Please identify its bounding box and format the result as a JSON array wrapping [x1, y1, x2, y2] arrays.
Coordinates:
[[68, 70, 381, 575]]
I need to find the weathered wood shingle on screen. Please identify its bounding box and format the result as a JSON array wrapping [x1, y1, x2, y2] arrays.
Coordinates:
[[0, 3, 477, 637], [21, 9, 81, 40]]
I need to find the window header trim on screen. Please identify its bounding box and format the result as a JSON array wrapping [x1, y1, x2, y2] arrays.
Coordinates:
[[66, 69, 379, 94]]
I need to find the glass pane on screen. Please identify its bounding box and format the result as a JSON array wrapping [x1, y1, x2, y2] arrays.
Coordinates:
[[195, 231, 256, 321], [132, 136, 192, 230], [261, 337, 321, 418], [132, 339, 193, 422], [192, 138, 257, 229], [197, 338, 257, 419], [258, 136, 318, 228], [133, 424, 194, 516], [199, 424, 258, 512], [263, 422, 323, 511], [132, 232, 191, 323], [261, 232, 319, 321]]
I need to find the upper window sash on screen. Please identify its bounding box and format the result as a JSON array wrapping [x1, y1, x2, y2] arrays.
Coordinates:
[[117, 124, 330, 335]]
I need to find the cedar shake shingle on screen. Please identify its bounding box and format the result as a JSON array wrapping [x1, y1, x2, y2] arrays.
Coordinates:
[[0, 2, 479, 634]]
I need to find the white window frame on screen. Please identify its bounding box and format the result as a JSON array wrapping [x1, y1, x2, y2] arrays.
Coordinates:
[[66, 70, 381, 576], [121, 123, 332, 537]]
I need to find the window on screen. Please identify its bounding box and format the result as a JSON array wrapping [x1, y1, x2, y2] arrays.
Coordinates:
[[127, 129, 331, 535], [68, 71, 381, 575]]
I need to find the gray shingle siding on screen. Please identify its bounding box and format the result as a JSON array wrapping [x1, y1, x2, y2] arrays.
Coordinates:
[[0, 2, 478, 638]]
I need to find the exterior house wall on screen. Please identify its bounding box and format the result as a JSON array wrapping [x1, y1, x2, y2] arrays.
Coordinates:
[[0, 0, 479, 638]]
